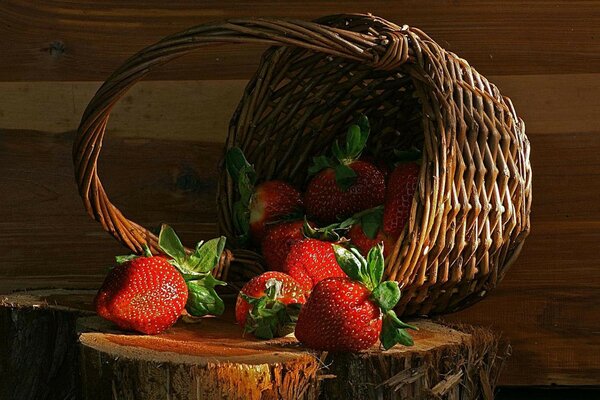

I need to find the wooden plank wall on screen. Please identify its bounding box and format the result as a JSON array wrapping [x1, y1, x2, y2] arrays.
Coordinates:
[[1, 0, 598, 386]]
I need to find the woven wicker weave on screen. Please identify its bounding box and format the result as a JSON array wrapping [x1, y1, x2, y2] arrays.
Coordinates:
[[74, 14, 531, 316]]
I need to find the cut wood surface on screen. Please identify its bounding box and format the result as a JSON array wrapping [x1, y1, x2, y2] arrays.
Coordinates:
[[1, 1, 598, 81], [0, 289, 95, 400], [78, 314, 504, 400]]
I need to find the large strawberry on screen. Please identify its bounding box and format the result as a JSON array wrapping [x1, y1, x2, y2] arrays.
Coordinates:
[[226, 147, 303, 245], [383, 150, 421, 236], [344, 206, 397, 257], [94, 252, 188, 335], [261, 220, 307, 272], [95, 225, 227, 334], [236, 271, 308, 339], [283, 238, 346, 290], [295, 244, 416, 352], [305, 115, 385, 223]]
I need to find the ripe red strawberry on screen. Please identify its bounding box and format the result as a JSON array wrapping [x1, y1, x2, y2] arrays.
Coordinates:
[[236, 271, 308, 338], [348, 224, 396, 258], [283, 238, 346, 290], [94, 255, 188, 335], [304, 115, 385, 223], [226, 147, 303, 245], [261, 220, 307, 272], [94, 225, 228, 334], [295, 245, 417, 352], [305, 161, 385, 223], [338, 205, 396, 257], [383, 162, 420, 236], [249, 180, 303, 243]]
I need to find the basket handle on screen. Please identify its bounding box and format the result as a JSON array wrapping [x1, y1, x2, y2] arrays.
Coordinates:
[[73, 15, 417, 255]]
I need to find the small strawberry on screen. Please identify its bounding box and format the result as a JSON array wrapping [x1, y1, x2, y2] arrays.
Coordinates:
[[94, 225, 228, 334], [295, 245, 417, 352], [249, 181, 303, 243], [383, 154, 420, 236], [305, 115, 385, 223], [261, 220, 307, 272], [226, 147, 303, 245], [283, 238, 346, 290], [348, 225, 396, 257], [236, 271, 308, 338], [344, 206, 397, 257]]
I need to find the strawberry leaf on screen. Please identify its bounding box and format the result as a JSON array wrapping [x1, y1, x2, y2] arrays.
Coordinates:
[[332, 244, 369, 285], [359, 206, 384, 240], [370, 281, 400, 312], [334, 164, 357, 191], [380, 310, 417, 350], [333, 115, 370, 163], [186, 236, 227, 274], [186, 275, 226, 317], [366, 244, 385, 287], [225, 147, 256, 243], [308, 155, 332, 175], [393, 147, 422, 163], [225, 147, 251, 182], [158, 224, 187, 265], [241, 280, 302, 339]]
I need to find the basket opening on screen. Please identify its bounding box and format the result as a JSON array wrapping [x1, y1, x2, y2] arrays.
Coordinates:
[[233, 47, 425, 189]]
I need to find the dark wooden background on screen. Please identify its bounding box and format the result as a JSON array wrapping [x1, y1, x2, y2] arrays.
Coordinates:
[[1, 0, 599, 386]]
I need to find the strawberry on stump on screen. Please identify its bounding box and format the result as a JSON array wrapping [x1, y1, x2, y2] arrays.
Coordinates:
[[94, 225, 227, 335], [304, 115, 385, 223], [295, 244, 416, 352], [226, 147, 303, 245], [236, 271, 308, 339]]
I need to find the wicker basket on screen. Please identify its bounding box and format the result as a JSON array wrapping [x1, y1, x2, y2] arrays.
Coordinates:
[[74, 14, 531, 316]]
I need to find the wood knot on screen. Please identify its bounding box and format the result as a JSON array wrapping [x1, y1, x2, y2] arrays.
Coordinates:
[[47, 41, 66, 58]]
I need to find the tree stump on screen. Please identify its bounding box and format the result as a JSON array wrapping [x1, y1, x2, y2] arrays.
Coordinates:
[[0, 289, 95, 400], [1, 290, 509, 400]]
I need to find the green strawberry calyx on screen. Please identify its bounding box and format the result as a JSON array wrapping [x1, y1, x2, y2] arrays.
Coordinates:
[[308, 114, 370, 191], [225, 147, 257, 246], [240, 278, 302, 339], [392, 147, 422, 165], [302, 205, 384, 242], [157, 224, 227, 317], [332, 243, 417, 349]]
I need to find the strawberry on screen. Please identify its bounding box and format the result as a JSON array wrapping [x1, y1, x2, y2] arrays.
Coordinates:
[[344, 206, 397, 257], [235, 271, 308, 338], [305, 116, 385, 223], [261, 220, 307, 272], [348, 224, 396, 258], [94, 225, 228, 334], [249, 181, 303, 243], [383, 158, 420, 236], [226, 147, 303, 245], [283, 238, 346, 290], [94, 254, 188, 335], [295, 245, 417, 352]]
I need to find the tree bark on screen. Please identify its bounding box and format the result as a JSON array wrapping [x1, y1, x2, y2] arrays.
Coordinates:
[[0, 290, 95, 400], [1, 290, 508, 400]]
